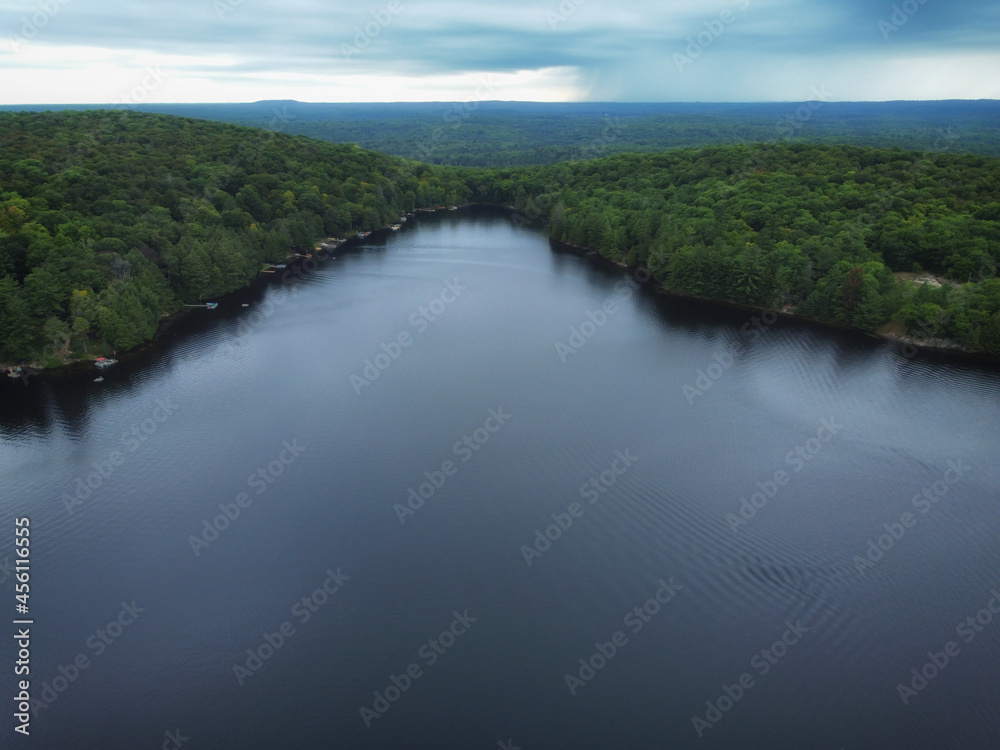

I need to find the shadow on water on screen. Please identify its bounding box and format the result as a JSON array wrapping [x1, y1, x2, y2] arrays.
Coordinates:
[[3, 206, 999, 437]]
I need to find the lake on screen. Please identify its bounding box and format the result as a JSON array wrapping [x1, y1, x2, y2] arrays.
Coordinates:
[[1, 206, 999, 749]]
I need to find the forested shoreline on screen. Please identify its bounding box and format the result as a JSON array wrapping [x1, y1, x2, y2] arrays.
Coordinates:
[[0, 110, 472, 366], [2, 111, 999, 368], [478, 144, 1000, 355]]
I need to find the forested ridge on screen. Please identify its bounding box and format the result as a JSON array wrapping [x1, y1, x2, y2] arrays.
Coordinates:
[[11, 100, 999, 166], [480, 144, 1000, 354], [0, 110, 471, 364], [224, 101, 1000, 166], [2, 110, 1000, 366]]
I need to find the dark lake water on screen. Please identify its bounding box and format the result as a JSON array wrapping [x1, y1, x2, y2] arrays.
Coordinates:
[[2, 206, 999, 749]]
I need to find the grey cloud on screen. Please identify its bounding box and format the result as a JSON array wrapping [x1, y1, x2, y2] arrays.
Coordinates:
[[2, 0, 998, 101]]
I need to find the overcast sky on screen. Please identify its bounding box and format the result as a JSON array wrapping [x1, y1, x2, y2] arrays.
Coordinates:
[[1, 0, 998, 104]]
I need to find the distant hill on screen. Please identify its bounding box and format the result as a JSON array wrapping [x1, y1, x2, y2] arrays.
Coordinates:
[[3, 100, 998, 166]]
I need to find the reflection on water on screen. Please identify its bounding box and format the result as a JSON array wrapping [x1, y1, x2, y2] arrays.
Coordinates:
[[1, 207, 999, 750]]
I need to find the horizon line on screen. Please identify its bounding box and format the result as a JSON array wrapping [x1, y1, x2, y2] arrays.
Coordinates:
[[1, 98, 999, 108]]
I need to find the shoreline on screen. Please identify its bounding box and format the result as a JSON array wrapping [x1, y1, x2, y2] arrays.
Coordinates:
[[0, 211, 423, 378], [548, 238, 999, 365], [6, 206, 997, 377]]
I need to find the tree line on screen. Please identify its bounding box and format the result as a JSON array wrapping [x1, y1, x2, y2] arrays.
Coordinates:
[[474, 144, 1000, 353], [0, 110, 472, 363], [2, 112, 999, 364]]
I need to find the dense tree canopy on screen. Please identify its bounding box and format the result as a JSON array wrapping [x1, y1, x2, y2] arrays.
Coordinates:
[[2, 111, 999, 364], [0, 110, 471, 362], [8, 101, 1000, 167], [476, 144, 1000, 353]]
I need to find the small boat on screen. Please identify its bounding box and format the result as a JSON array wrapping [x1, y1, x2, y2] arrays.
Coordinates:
[[448, 206, 458, 210], [94, 376, 104, 382], [242, 303, 250, 308], [95, 358, 118, 369], [269, 263, 286, 269], [206, 302, 218, 310], [6, 367, 22, 379], [390, 224, 401, 231]]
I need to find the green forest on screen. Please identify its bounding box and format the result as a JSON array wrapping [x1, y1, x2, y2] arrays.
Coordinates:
[[226, 102, 1000, 166], [477, 144, 1000, 353], [9, 100, 1000, 167], [0, 110, 472, 364], [2, 110, 1000, 365]]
